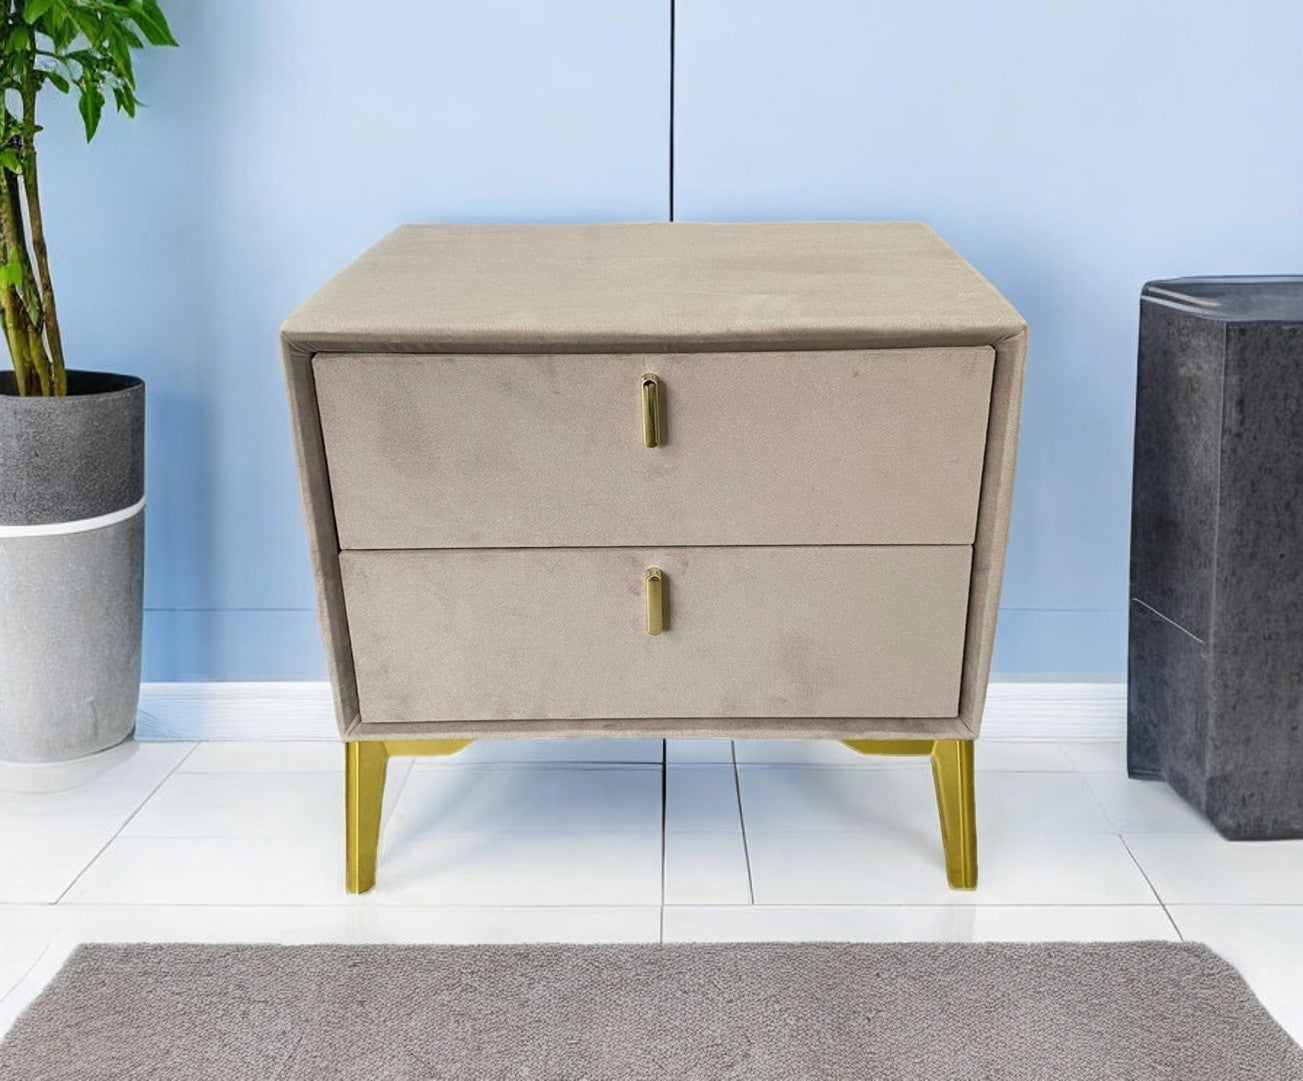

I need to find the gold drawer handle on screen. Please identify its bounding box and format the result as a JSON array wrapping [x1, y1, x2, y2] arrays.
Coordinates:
[[640, 373, 661, 447], [645, 567, 665, 635]]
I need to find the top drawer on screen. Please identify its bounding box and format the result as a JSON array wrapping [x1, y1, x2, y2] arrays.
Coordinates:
[[314, 348, 994, 549]]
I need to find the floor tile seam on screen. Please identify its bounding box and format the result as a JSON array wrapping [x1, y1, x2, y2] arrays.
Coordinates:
[[1, 747, 201, 809], [95, 830, 343, 843], [98, 828, 667, 842], [1117, 834, 1180, 926], [729, 741, 757, 905], [1165, 902, 1303, 910], [1072, 773, 1165, 835], [412, 761, 664, 770], [666, 901, 1177, 909], [0, 940, 56, 1011], [111, 830, 348, 843], [42, 900, 665, 912], [374, 828, 667, 838], [733, 763, 1102, 774], [736, 826, 1145, 838], [179, 768, 345, 777], [25, 898, 1179, 912], [38, 901, 664, 909], [659, 902, 1176, 910], [51, 744, 200, 906], [666, 762, 748, 770], [659, 739, 668, 942], [664, 826, 756, 836]]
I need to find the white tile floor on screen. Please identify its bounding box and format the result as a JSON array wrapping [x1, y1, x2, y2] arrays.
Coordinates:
[[2, 736, 1301, 1043]]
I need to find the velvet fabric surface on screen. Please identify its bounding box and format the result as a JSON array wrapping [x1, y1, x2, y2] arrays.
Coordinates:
[[280, 222, 1028, 742]]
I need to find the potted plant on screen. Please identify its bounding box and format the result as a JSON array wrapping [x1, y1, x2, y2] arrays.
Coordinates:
[[0, 0, 175, 763]]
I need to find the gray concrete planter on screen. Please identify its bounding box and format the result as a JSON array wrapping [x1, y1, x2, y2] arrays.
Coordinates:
[[0, 371, 144, 763]]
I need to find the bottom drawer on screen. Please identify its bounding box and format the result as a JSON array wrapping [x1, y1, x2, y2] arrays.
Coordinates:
[[340, 546, 972, 724]]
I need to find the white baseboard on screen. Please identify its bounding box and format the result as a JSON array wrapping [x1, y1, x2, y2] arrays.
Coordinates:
[[137, 683, 337, 742], [979, 681, 1125, 741], [137, 681, 1126, 743]]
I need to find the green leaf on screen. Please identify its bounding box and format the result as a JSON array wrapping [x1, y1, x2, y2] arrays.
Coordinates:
[[48, 11, 76, 50], [104, 25, 135, 83], [7, 25, 32, 51], [22, 0, 57, 25], [77, 85, 103, 140], [69, 10, 100, 46], [131, 0, 178, 47], [43, 70, 70, 93], [0, 150, 21, 173], [111, 84, 137, 117]]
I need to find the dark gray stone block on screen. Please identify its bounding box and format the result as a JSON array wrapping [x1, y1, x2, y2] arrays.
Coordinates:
[[1127, 599, 1211, 810], [1129, 306, 1223, 639], [1129, 278, 1303, 839]]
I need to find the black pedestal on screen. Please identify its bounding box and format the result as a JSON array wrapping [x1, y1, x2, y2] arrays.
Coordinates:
[[1129, 277, 1303, 839]]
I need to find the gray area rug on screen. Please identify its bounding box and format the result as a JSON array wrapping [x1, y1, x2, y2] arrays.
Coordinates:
[[1, 941, 1299, 1080]]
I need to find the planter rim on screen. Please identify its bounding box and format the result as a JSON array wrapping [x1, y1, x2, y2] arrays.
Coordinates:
[[0, 369, 143, 400], [0, 368, 146, 526]]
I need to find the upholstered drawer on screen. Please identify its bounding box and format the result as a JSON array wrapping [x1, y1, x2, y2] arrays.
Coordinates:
[[314, 348, 994, 549], [339, 545, 972, 723]]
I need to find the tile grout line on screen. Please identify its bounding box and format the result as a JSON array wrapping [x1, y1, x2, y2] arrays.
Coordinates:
[[1118, 833, 1183, 939], [1068, 763, 1183, 910], [0, 940, 58, 1021], [52, 743, 200, 905], [659, 739, 668, 942], [731, 763, 1103, 774], [731, 741, 756, 905], [2, 901, 667, 913], [2, 899, 1205, 912]]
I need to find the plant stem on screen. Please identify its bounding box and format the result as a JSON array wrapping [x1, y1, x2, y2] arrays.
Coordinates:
[[0, 284, 46, 394], [20, 76, 63, 394], [0, 168, 50, 394], [0, 285, 30, 394], [6, 170, 40, 328], [22, 318, 46, 393], [0, 223, 25, 393]]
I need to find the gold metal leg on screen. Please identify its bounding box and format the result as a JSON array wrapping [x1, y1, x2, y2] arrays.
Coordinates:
[[930, 739, 977, 889], [345, 739, 471, 894], [345, 741, 388, 895], [842, 737, 977, 890]]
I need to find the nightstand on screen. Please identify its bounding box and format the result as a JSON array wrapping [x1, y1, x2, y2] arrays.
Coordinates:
[[281, 222, 1027, 893]]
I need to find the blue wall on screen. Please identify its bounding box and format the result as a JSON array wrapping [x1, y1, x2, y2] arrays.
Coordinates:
[[32, 1, 1303, 680]]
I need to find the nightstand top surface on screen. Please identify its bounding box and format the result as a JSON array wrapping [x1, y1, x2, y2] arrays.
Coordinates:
[[1143, 277, 1303, 323], [282, 221, 1025, 355]]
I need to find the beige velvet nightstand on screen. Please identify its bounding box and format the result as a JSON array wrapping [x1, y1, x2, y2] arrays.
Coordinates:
[[281, 222, 1027, 894]]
